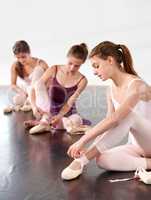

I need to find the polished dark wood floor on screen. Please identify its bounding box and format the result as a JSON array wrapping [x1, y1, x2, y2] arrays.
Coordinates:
[[0, 86, 151, 200]]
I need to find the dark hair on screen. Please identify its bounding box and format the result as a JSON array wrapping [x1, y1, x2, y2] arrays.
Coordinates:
[[67, 43, 88, 62], [12, 40, 30, 78], [13, 40, 30, 55], [89, 41, 138, 76]]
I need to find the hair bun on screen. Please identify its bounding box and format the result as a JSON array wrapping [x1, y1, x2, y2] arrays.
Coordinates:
[[80, 43, 88, 49]]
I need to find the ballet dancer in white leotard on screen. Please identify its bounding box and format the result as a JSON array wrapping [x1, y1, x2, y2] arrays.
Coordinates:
[[61, 41, 151, 181], [4, 40, 48, 114]]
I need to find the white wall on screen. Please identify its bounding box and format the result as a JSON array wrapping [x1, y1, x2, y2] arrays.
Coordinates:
[[0, 0, 151, 85]]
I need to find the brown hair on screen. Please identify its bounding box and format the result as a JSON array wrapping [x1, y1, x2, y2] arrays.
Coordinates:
[[67, 43, 88, 62], [12, 40, 30, 78], [89, 41, 138, 76]]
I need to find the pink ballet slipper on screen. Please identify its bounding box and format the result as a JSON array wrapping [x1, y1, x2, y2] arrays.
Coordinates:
[[3, 105, 14, 114], [24, 120, 40, 129], [29, 124, 51, 134]]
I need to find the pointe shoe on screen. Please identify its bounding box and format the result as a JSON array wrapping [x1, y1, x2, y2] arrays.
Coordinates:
[[61, 160, 83, 180], [3, 106, 13, 114], [20, 105, 32, 112], [135, 168, 151, 184], [29, 124, 51, 134]]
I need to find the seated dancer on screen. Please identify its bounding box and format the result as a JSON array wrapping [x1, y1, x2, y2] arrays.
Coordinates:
[[4, 40, 48, 113], [26, 43, 91, 134], [61, 41, 151, 183]]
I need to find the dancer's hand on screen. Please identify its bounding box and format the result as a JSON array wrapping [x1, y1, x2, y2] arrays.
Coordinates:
[[32, 106, 42, 120], [51, 114, 62, 127], [67, 139, 85, 158]]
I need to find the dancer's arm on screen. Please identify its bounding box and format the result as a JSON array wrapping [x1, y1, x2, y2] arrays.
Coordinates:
[[29, 60, 49, 109], [79, 81, 143, 145], [67, 82, 145, 158], [32, 65, 57, 117], [11, 63, 26, 94], [59, 77, 87, 117], [106, 87, 115, 117], [51, 77, 87, 126], [40, 65, 57, 84]]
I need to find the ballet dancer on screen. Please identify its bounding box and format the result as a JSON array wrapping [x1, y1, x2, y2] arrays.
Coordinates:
[[4, 40, 48, 114], [61, 41, 151, 184], [27, 43, 91, 134]]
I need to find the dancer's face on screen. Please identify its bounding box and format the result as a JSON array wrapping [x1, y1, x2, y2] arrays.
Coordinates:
[[90, 55, 113, 81], [67, 56, 84, 73], [15, 53, 30, 65]]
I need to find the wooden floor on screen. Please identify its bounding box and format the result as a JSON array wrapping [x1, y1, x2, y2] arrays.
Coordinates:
[[0, 86, 151, 200]]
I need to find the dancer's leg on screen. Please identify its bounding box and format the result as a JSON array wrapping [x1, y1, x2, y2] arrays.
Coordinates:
[[62, 114, 91, 134], [96, 144, 149, 171], [13, 93, 27, 106], [61, 111, 151, 179], [34, 79, 50, 114]]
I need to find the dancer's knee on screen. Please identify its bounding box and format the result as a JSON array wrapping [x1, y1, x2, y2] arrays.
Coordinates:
[[69, 114, 83, 126], [13, 93, 27, 106], [62, 114, 83, 131]]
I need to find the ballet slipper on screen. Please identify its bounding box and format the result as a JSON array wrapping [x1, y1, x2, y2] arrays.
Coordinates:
[[29, 124, 51, 134], [3, 106, 13, 114], [3, 105, 22, 113], [24, 120, 40, 129], [20, 104, 32, 112], [69, 125, 91, 135], [61, 159, 84, 180], [135, 168, 151, 184]]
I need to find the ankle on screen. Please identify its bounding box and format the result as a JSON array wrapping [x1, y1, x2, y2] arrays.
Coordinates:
[[76, 155, 89, 168]]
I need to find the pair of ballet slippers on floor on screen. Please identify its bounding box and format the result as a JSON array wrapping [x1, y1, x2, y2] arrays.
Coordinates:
[[61, 164, 151, 183], [26, 114, 91, 135], [3, 104, 32, 114], [28, 123, 90, 135]]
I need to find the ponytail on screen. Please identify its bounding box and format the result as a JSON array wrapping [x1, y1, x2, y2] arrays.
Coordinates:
[[118, 44, 138, 76], [90, 41, 138, 76]]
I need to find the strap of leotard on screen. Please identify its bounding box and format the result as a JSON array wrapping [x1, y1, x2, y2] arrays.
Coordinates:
[[77, 75, 85, 85]]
